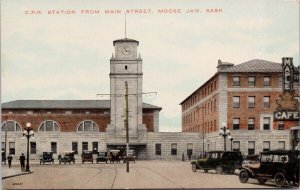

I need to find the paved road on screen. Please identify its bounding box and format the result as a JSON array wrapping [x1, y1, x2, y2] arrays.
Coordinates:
[[1, 160, 288, 189]]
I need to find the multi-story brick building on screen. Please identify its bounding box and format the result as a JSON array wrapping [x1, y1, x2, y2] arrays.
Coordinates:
[[1, 37, 202, 161], [180, 59, 299, 156]]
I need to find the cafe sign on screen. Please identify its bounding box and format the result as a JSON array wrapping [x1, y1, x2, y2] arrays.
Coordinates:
[[274, 57, 300, 121], [274, 111, 299, 121]]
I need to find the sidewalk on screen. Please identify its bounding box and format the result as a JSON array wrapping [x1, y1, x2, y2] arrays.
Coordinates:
[[1, 164, 32, 179]]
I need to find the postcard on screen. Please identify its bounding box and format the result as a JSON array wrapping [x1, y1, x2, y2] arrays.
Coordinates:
[[1, 0, 299, 189]]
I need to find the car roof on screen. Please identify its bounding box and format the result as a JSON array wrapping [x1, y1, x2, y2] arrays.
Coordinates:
[[260, 149, 300, 155], [110, 150, 120, 152]]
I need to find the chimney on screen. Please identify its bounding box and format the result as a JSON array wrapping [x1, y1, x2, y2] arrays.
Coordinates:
[[217, 59, 234, 72]]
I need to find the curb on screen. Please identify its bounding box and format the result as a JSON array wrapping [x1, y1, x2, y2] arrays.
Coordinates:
[[2, 171, 33, 179]]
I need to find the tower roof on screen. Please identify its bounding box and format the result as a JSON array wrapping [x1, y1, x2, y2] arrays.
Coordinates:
[[113, 38, 139, 46]]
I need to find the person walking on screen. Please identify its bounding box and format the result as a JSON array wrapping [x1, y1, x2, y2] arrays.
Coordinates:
[[7, 154, 13, 168], [19, 153, 25, 172]]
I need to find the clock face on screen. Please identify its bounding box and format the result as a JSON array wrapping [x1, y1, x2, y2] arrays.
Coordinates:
[[121, 46, 132, 56]]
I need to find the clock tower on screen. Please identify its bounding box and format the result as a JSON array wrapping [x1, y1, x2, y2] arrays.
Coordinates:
[[106, 38, 147, 140]]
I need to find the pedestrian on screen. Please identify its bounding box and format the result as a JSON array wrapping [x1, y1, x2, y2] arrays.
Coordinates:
[[19, 153, 25, 172], [7, 154, 13, 168]]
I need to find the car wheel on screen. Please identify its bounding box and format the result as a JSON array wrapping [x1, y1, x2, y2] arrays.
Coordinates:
[[192, 163, 197, 172], [274, 172, 286, 187], [204, 169, 208, 173], [239, 169, 249, 183], [215, 165, 223, 174], [257, 178, 267, 184]]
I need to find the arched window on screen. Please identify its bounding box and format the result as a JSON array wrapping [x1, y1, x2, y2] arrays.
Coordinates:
[[39, 120, 60, 132], [77, 120, 99, 132], [1, 121, 22, 132]]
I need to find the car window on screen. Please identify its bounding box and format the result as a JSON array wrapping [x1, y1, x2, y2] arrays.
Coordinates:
[[273, 155, 289, 163], [261, 154, 273, 162]]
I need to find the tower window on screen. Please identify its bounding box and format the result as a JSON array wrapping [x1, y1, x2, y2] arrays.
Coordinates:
[[125, 65, 128, 70]]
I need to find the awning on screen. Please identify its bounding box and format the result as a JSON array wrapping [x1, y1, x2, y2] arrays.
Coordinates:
[[106, 143, 147, 146]]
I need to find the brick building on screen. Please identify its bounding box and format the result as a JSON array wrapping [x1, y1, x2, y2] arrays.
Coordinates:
[[180, 59, 299, 155], [1, 37, 202, 161]]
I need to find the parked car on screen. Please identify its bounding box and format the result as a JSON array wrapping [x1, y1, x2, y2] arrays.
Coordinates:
[[58, 151, 75, 164], [123, 150, 136, 163], [108, 150, 121, 163], [40, 152, 54, 164], [239, 149, 299, 187], [81, 150, 93, 164], [96, 151, 108, 163], [191, 151, 243, 174]]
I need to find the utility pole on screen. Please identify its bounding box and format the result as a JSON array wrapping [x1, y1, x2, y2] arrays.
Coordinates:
[[125, 81, 129, 173], [97, 84, 156, 173]]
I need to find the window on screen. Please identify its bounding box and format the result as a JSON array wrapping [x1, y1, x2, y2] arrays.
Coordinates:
[[171, 143, 177, 155], [263, 117, 270, 130], [261, 153, 273, 162], [51, 142, 57, 154], [1, 121, 21, 132], [263, 141, 270, 152], [92, 142, 98, 154], [248, 118, 255, 130], [30, 142, 36, 154], [263, 96, 270, 108], [248, 76, 256, 86], [125, 65, 127, 70], [155, 144, 161, 155], [9, 142, 15, 155], [82, 142, 88, 151], [233, 141, 240, 152], [278, 121, 284, 130], [248, 141, 255, 155], [39, 120, 59, 131], [187, 143, 193, 157], [72, 142, 78, 154], [264, 76, 271, 86], [77, 121, 99, 132], [278, 141, 285, 150], [233, 76, 240, 86], [233, 96, 240, 108], [248, 96, 255, 108], [233, 118, 240, 130]]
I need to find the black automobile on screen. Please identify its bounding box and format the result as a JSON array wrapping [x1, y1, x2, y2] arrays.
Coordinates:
[[96, 152, 108, 163], [123, 150, 136, 163], [58, 151, 75, 164], [239, 149, 299, 187], [40, 152, 54, 164], [191, 151, 243, 174], [81, 151, 93, 164]]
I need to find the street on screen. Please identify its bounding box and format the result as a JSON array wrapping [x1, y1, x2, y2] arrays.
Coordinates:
[[2, 160, 281, 189]]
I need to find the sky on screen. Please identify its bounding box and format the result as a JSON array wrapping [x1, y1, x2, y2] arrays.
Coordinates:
[[1, 0, 299, 132]]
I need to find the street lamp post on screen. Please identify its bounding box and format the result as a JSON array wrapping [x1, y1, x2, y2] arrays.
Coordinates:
[[22, 123, 34, 172], [228, 135, 233, 151], [219, 122, 230, 151]]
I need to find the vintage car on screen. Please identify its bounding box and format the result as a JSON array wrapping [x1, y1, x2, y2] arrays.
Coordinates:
[[191, 151, 243, 174], [40, 152, 54, 164], [96, 151, 108, 163], [239, 149, 299, 187], [81, 150, 93, 164], [108, 150, 121, 163], [123, 150, 136, 163], [58, 151, 75, 164]]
